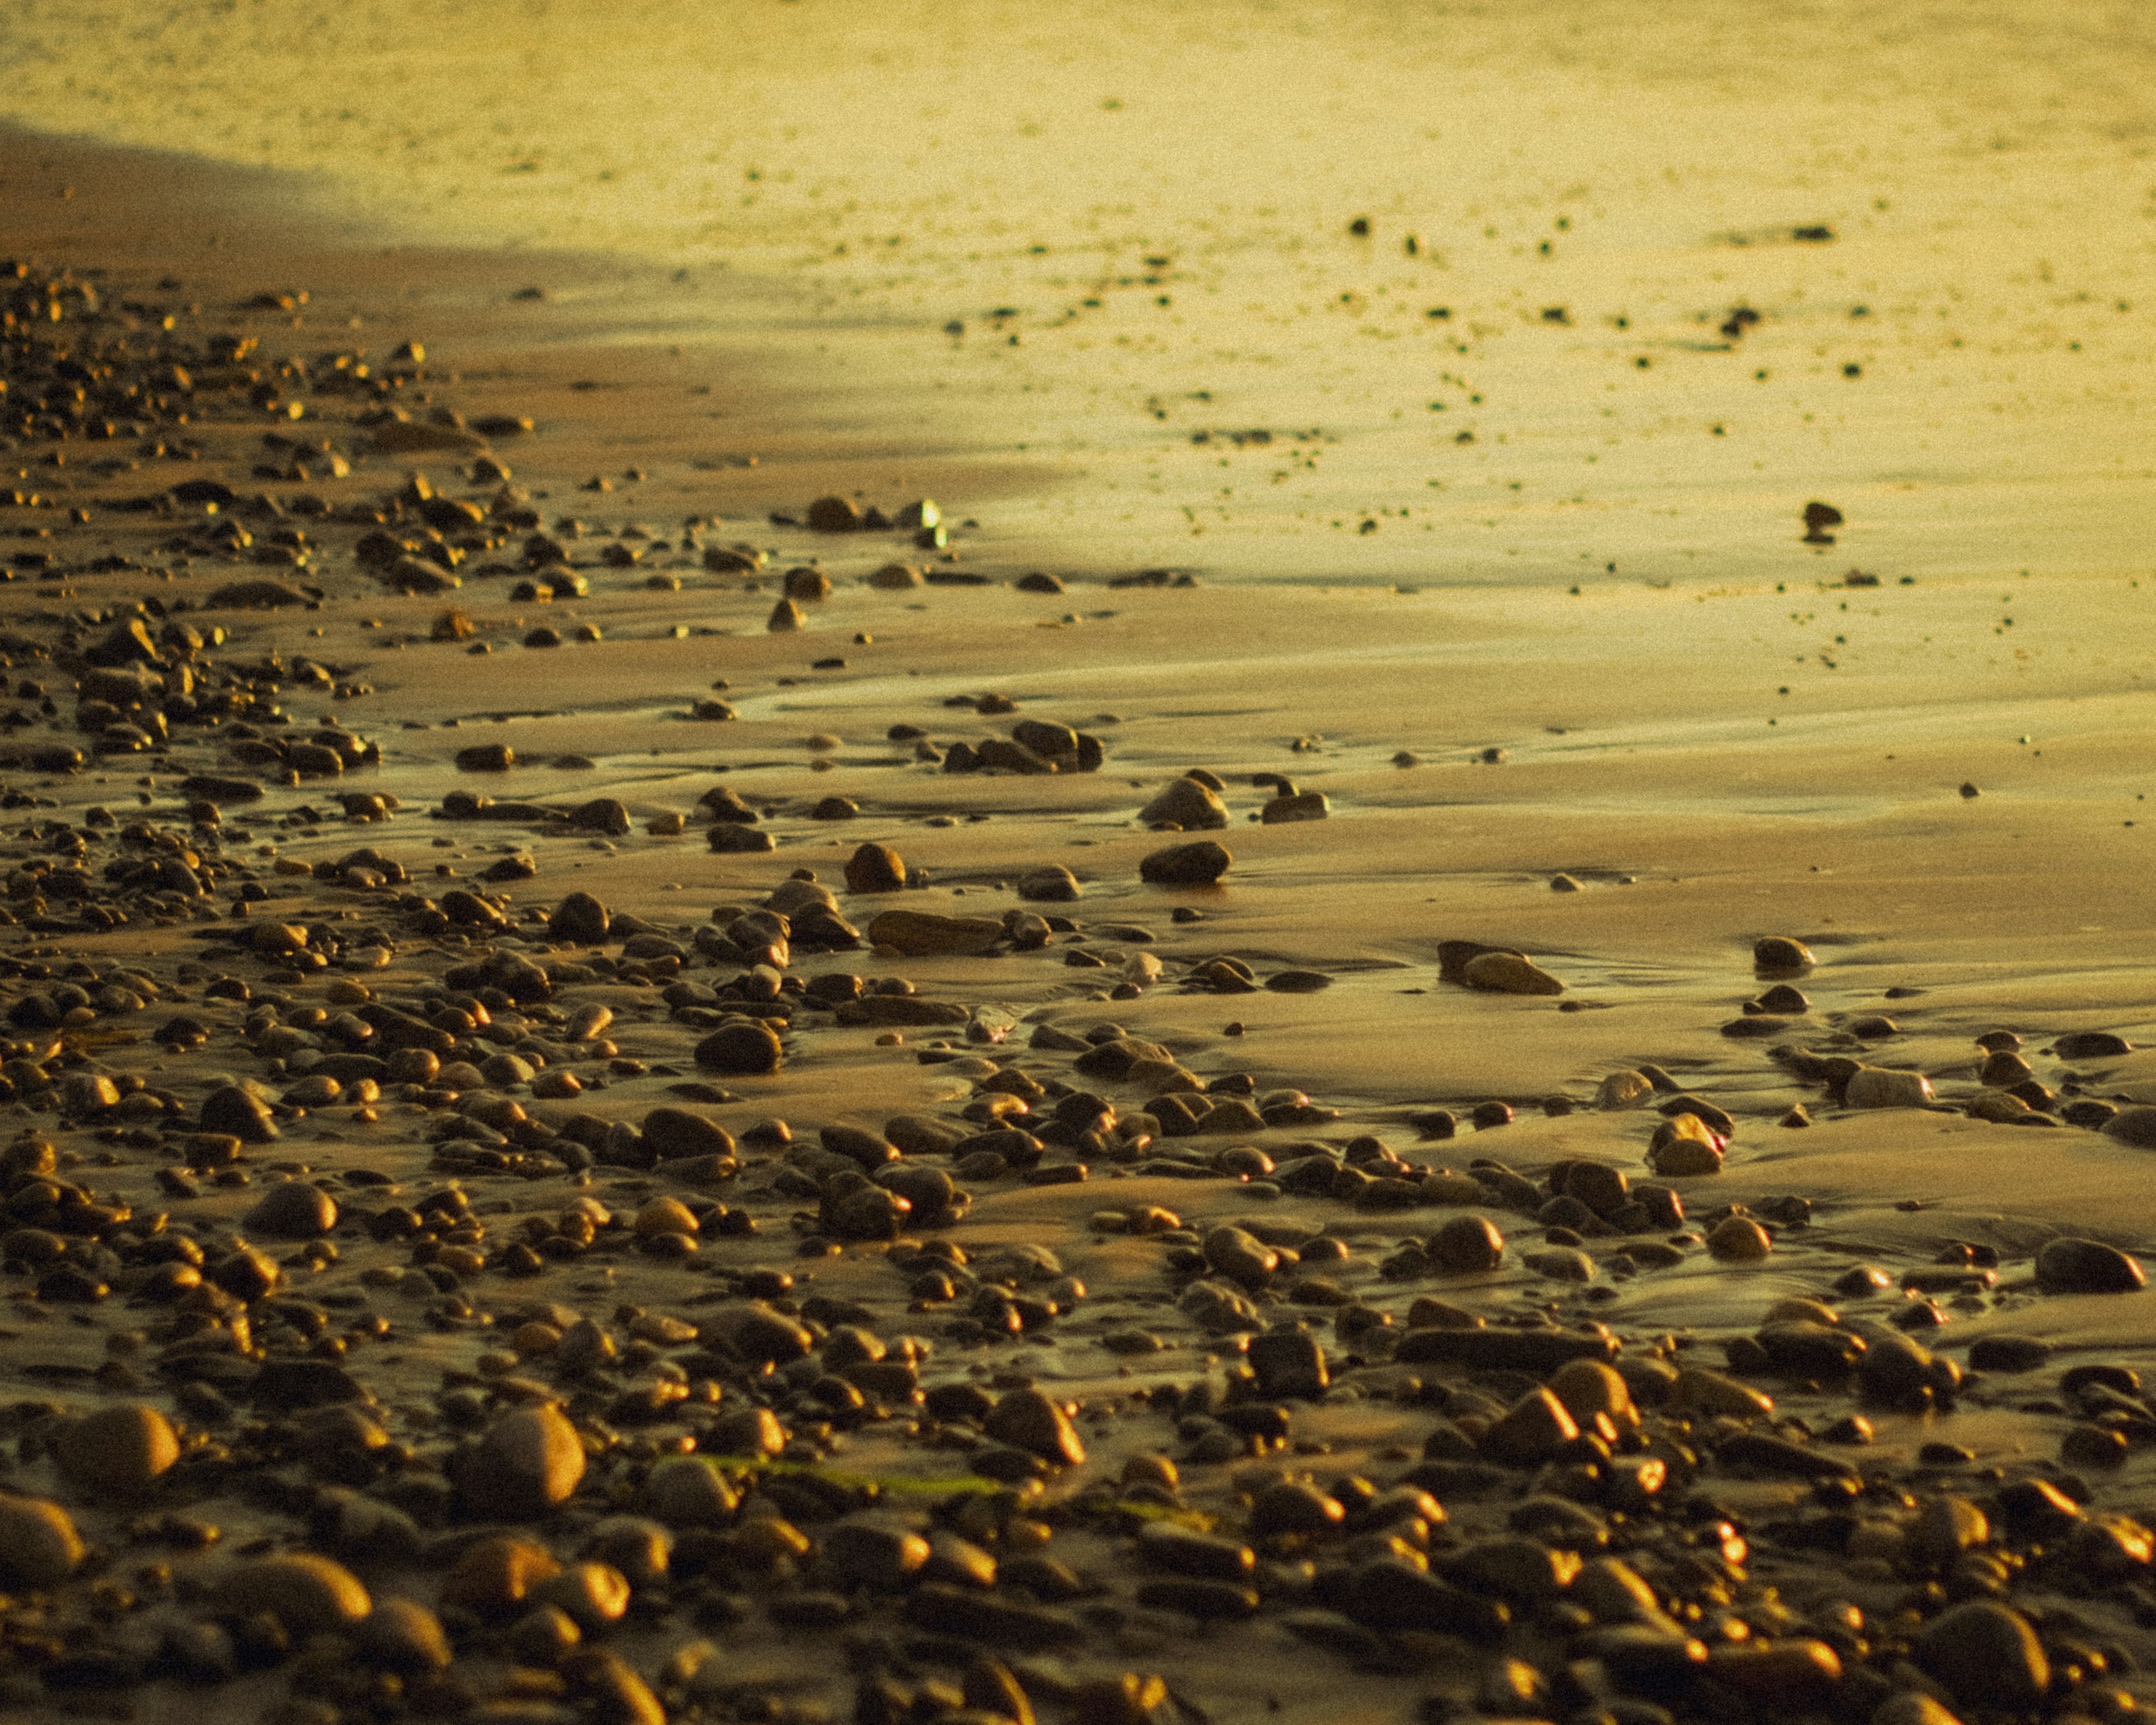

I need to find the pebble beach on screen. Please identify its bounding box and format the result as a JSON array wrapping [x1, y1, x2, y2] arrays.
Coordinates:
[[2, 4, 2156, 1724]]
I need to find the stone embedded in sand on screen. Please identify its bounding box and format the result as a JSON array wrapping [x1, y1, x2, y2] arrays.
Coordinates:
[[641, 1107, 734, 1161], [867, 561, 924, 589], [455, 742, 515, 772], [709, 823, 776, 853], [0, 1494, 84, 1587], [207, 577, 312, 609], [1844, 1067, 1934, 1108], [767, 597, 804, 632], [1140, 775, 1228, 830], [1913, 1601, 2048, 1712], [244, 1180, 337, 1239], [2059, 1030, 2134, 1060], [57, 1403, 179, 1493], [1260, 792, 1330, 823], [1596, 1070, 1654, 1111], [180, 773, 265, 805], [570, 797, 631, 835], [441, 1535, 564, 1617], [200, 1083, 280, 1142], [1753, 935, 1815, 971], [2034, 1237, 2146, 1294], [1018, 865, 1082, 902], [1480, 1388, 1580, 1464], [464, 1403, 586, 1517], [1707, 1216, 1773, 1262], [642, 1455, 738, 1528], [1461, 951, 1564, 996], [694, 1021, 783, 1075], [550, 891, 610, 943], [217, 1553, 372, 1636], [1140, 841, 1231, 886], [356, 1597, 451, 1674], [807, 495, 862, 532], [2099, 1107, 2156, 1148], [845, 842, 908, 893], [867, 910, 1006, 955], [984, 1388, 1086, 1467], [1429, 1215, 1505, 1273]]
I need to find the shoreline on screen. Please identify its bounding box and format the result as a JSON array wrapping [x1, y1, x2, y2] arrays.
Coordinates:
[[0, 117, 2154, 1725]]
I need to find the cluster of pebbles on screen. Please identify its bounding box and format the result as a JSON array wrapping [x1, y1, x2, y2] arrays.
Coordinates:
[[0, 259, 2154, 1725]]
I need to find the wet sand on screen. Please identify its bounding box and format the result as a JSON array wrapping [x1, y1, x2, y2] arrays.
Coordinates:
[[2, 11, 2156, 1721]]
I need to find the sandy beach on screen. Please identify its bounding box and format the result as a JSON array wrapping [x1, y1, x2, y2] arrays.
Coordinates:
[[2, 4, 2156, 1723]]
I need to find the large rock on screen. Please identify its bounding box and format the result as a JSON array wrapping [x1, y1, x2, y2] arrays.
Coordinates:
[[1845, 1067, 1934, 1108], [844, 844, 907, 893]]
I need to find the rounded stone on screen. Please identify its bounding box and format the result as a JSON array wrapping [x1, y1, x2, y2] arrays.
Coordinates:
[[217, 1553, 372, 1636], [1429, 1215, 1505, 1274], [1707, 1217, 1774, 1262], [694, 1021, 783, 1076], [440, 1535, 564, 1617], [2099, 1107, 2156, 1148], [244, 1180, 337, 1239], [464, 1403, 587, 1517], [1912, 1600, 2048, 1712], [642, 1455, 738, 1528], [1018, 865, 1082, 902], [200, 1084, 279, 1143], [0, 1494, 84, 1587], [1140, 777, 1228, 830], [983, 1388, 1086, 1467], [844, 843, 907, 894], [1754, 935, 1815, 971], [57, 1403, 179, 1494], [356, 1596, 451, 1672], [1845, 1067, 1934, 1109], [1461, 951, 1565, 996], [2035, 1238, 2146, 1294], [1140, 841, 1231, 886], [549, 891, 610, 943]]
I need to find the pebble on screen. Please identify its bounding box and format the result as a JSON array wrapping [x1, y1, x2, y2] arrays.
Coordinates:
[[200, 1084, 280, 1143], [1707, 1216, 1773, 1261], [244, 1179, 337, 1238], [1140, 776, 1228, 829], [216, 1553, 372, 1635], [355, 1597, 451, 1672], [1912, 1600, 2049, 1711], [1460, 951, 1564, 995], [440, 1535, 564, 1616], [984, 1387, 1086, 1466], [1429, 1214, 1505, 1272], [695, 1021, 784, 1074], [0, 1493, 83, 1587], [866, 909, 1006, 955], [1753, 934, 1815, 971], [462, 1403, 587, 1516], [2099, 1106, 2156, 1148], [844, 843, 908, 892], [2034, 1237, 2146, 1293], [1845, 1067, 1934, 1108], [56, 1403, 179, 1493], [1019, 864, 1083, 901], [1139, 840, 1231, 885]]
